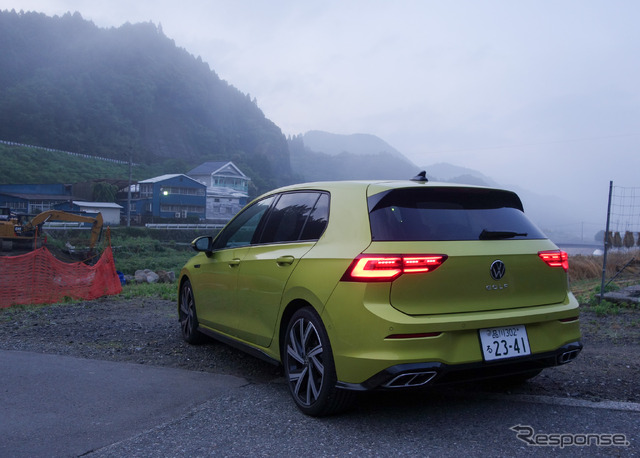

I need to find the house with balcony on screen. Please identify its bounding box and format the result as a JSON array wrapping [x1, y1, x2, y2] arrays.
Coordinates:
[[187, 161, 251, 222]]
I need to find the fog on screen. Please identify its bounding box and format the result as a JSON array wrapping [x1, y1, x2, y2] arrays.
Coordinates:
[[2, 0, 639, 238]]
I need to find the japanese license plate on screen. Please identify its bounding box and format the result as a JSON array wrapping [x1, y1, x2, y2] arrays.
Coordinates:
[[479, 325, 531, 361]]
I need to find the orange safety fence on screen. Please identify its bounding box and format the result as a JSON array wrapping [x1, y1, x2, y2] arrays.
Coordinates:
[[0, 245, 122, 308]]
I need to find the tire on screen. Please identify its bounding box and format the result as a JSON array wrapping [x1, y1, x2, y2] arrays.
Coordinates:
[[283, 307, 355, 416], [178, 279, 205, 345]]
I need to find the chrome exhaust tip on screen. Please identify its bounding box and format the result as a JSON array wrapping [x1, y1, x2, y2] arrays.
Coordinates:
[[383, 371, 438, 388], [558, 349, 580, 364]]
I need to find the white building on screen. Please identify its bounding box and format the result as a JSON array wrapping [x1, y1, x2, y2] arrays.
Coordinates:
[[187, 162, 251, 221], [69, 201, 123, 226]]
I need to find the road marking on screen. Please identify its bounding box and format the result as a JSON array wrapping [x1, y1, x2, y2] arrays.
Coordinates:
[[482, 392, 640, 413]]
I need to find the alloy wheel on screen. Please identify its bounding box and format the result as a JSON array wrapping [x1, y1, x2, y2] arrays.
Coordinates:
[[179, 280, 204, 344], [286, 316, 325, 406]]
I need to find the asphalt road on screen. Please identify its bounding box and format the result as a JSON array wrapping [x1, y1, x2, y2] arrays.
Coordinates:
[[1, 350, 638, 457]]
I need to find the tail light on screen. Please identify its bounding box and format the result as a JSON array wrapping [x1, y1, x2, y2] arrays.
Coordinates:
[[538, 250, 569, 271], [341, 254, 447, 282]]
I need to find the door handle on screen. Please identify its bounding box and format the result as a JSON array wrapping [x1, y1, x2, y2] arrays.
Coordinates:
[[276, 255, 295, 266], [228, 258, 241, 267]]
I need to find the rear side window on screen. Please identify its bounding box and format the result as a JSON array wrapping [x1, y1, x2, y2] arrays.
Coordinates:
[[259, 192, 329, 244], [368, 187, 546, 241], [300, 193, 329, 240]]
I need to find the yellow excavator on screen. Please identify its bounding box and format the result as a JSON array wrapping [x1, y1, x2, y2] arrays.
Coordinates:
[[0, 208, 103, 251]]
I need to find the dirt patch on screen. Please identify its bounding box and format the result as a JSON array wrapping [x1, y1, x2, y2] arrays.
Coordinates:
[[0, 298, 638, 403]]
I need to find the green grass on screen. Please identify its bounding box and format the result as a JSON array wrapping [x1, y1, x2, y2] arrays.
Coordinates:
[[108, 227, 216, 276], [45, 226, 211, 277], [591, 300, 620, 317], [571, 277, 640, 316], [114, 247, 193, 277], [109, 233, 193, 276], [119, 282, 177, 301], [0, 144, 177, 185]]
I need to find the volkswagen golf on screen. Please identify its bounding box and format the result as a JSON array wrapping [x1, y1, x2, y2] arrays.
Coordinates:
[[178, 173, 582, 416]]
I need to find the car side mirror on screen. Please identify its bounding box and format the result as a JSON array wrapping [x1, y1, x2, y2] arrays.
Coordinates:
[[191, 236, 214, 253]]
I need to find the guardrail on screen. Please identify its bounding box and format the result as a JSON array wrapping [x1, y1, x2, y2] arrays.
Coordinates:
[[42, 222, 88, 229], [42, 222, 225, 230], [145, 223, 225, 230], [0, 139, 135, 165]]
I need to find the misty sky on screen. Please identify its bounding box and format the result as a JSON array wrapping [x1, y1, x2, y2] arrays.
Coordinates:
[[2, 0, 639, 233]]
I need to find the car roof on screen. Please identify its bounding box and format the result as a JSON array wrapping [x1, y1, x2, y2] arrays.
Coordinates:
[[265, 179, 502, 197]]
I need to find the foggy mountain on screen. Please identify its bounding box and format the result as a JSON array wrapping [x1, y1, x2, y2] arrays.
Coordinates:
[[289, 131, 419, 181], [291, 131, 583, 241], [302, 131, 409, 160], [0, 10, 292, 193], [423, 163, 584, 241], [424, 163, 499, 186]]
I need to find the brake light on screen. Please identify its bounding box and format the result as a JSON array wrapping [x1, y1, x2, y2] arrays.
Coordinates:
[[341, 254, 447, 282], [538, 250, 569, 271]]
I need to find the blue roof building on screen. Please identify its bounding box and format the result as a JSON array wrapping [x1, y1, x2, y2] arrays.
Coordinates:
[[118, 174, 206, 224], [0, 183, 74, 214]]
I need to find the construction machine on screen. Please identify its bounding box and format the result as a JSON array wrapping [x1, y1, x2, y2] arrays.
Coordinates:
[[0, 209, 103, 251]]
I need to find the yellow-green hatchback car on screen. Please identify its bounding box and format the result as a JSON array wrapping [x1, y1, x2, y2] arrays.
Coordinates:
[[178, 174, 582, 416]]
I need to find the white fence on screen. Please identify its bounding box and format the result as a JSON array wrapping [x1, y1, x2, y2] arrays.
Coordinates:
[[42, 222, 88, 229], [145, 223, 225, 230]]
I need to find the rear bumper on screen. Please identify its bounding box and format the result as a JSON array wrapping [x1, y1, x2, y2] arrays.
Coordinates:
[[323, 281, 582, 385], [337, 341, 583, 391]]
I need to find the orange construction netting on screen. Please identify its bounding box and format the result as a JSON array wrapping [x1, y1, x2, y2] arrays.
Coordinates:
[[0, 245, 122, 308]]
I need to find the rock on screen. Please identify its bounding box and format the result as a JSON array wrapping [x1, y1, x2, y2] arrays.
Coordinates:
[[603, 285, 640, 304], [145, 270, 159, 284], [134, 269, 160, 284], [156, 270, 175, 283], [134, 270, 147, 283]]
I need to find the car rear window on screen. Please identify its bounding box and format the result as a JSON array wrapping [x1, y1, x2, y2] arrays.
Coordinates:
[[368, 187, 546, 241]]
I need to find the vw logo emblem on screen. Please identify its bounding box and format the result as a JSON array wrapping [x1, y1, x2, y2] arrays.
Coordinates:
[[490, 260, 506, 280]]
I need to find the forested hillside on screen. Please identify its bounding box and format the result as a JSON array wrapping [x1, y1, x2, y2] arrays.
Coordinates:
[[0, 10, 293, 193]]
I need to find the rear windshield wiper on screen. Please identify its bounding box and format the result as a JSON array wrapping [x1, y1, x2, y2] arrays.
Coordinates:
[[479, 229, 528, 240]]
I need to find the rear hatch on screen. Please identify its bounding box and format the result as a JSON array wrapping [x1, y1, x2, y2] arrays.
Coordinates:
[[366, 185, 568, 316]]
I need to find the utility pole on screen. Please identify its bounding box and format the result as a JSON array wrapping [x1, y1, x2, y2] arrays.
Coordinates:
[[127, 149, 132, 227], [599, 181, 613, 303]]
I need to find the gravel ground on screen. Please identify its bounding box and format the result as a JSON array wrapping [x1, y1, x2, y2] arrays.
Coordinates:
[[0, 296, 638, 404]]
